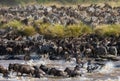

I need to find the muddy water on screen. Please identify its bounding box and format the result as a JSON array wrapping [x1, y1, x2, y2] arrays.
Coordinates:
[[0, 59, 120, 81]]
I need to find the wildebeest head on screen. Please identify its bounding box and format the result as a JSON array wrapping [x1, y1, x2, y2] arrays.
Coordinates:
[[0, 65, 9, 77], [8, 63, 14, 71], [48, 68, 56, 75], [64, 67, 70, 73], [74, 65, 80, 71], [39, 64, 49, 73]]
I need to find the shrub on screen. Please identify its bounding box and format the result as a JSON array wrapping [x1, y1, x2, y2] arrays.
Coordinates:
[[20, 26, 37, 36], [2, 20, 23, 30], [80, 23, 93, 34], [38, 22, 92, 38], [1, 19, 120, 38], [48, 24, 65, 37], [39, 23, 51, 34], [95, 24, 120, 37], [65, 23, 92, 37], [65, 24, 82, 37]]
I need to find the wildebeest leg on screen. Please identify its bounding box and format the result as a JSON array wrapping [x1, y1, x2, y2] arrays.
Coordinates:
[[28, 73, 32, 77], [20, 72, 23, 76], [30, 70, 34, 77], [3, 73, 8, 77], [11, 71, 14, 75], [16, 71, 19, 76]]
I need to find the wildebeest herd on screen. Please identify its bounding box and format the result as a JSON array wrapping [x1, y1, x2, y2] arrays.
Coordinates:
[[0, 3, 120, 26], [0, 28, 119, 79], [0, 27, 120, 60], [0, 3, 120, 79], [0, 59, 104, 78], [0, 29, 120, 61]]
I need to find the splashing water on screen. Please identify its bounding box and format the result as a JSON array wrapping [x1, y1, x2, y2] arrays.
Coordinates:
[[95, 76, 120, 81], [99, 62, 114, 74], [0, 59, 120, 81], [24, 59, 47, 66]]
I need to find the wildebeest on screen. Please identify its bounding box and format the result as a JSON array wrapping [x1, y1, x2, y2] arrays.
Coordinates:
[[94, 44, 108, 57], [48, 68, 66, 77], [108, 46, 118, 56], [24, 54, 31, 61], [64, 67, 81, 77], [0, 65, 9, 77], [39, 64, 50, 74], [87, 60, 93, 73], [9, 63, 35, 76], [8, 63, 21, 75], [19, 65, 35, 76], [33, 65, 45, 78]]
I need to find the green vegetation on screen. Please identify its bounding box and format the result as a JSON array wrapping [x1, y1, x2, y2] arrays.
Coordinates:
[[38, 23, 92, 38], [21, 26, 37, 36], [95, 24, 120, 37], [0, 19, 120, 37], [2, 20, 23, 30], [0, 20, 37, 36], [64, 23, 92, 37]]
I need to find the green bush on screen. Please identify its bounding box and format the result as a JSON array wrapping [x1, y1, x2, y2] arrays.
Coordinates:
[[48, 24, 65, 37], [95, 24, 120, 37], [1, 19, 120, 38], [65, 24, 82, 37], [2, 20, 23, 30], [21, 26, 37, 36], [38, 22, 92, 38], [65, 23, 92, 37]]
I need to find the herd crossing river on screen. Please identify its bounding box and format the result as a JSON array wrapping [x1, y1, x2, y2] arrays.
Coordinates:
[[0, 56, 120, 81], [0, 3, 120, 81]]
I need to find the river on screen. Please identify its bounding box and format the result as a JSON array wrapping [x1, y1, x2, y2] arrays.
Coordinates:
[[0, 58, 120, 81]]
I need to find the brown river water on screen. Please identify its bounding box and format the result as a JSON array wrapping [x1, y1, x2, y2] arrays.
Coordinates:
[[0, 58, 120, 81]]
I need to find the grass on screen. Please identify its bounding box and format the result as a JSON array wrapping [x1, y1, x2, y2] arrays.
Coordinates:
[[0, 20, 37, 36], [0, 19, 120, 37], [64, 23, 92, 37], [1, 20, 23, 30], [21, 26, 37, 36], [95, 24, 120, 37], [38, 22, 92, 38]]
